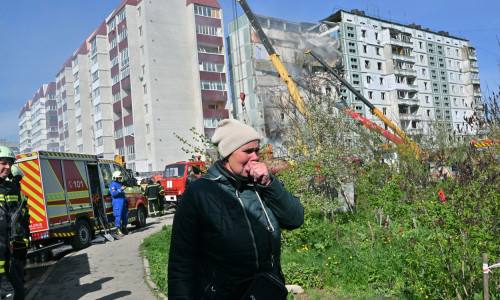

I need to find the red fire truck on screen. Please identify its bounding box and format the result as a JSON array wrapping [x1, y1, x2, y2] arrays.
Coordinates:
[[160, 160, 206, 206]]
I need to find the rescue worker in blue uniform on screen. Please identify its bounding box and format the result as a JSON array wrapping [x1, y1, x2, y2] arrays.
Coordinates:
[[109, 171, 128, 236], [0, 146, 30, 300]]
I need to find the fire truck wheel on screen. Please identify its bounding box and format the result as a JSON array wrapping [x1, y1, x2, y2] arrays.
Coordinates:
[[72, 220, 92, 250], [135, 206, 147, 228]]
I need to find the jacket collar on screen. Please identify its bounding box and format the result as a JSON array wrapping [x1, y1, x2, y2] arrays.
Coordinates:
[[213, 161, 254, 190]]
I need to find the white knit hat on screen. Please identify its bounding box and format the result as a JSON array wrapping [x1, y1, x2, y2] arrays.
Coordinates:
[[212, 119, 260, 159]]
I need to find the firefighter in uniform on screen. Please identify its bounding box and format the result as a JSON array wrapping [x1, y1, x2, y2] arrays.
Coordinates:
[[156, 181, 166, 216], [144, 179, 159, 217], [0, 146, 29, 300], [109, 171, 128, 236]]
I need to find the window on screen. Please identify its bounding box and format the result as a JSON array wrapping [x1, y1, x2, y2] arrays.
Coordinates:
[[121, 66, 130, 79], [92, 71, 99, 82], [208, 104, 218, 109], [361, 30, 366, 37], [97, 137, 103, 146], [112, 73, 120, 85], [90, 38, 97, 56], [95, 104, 101, 114], [147, 143, 151, 153], [379, 77, 384, 85], [143, 84, 147, 94], [194, 4, 221, 18], [376, 47, 380, 55], [146, 123, 150, 134], [381, 92, 385, 100], [93, 87, 100, 98], [120, 47, 129, 67], [196, 24, 223, 37], [108, 18, 116, 31], [426, 96, 430, 103], [113, 92, 121, 103], [364, 60, 370, 69], [368, 91, 373, 99], [115, 128, 123, 138], [375, 32, 379, 39], [117, 8, 126, 22], [377, 62, 382, 70], [125, 124, 134, 136], [200, 80, 226, 91], [144, 104, 148, 113], [363, 45, 367, 53], [111, 55, 119, 67], [139, 26, 143, 36], [119, 26, 127, 42], [422, 68, 426, 76], [366, 76, 372, 83], [203, 118, 222, 128], [127, 144, 135, 161], [383, 107, 387, 115], [96, 120, 102, 130]]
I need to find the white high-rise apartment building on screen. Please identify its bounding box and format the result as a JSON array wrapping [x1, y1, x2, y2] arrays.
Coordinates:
[[20, 0, 229, 173], [227, 9, 483, 143], [19, 83, 59, 153]]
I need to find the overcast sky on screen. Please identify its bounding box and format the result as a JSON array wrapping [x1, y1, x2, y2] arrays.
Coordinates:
[[1, 0, 498, 142]]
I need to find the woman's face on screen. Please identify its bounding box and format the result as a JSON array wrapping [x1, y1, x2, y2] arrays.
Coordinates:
[[224, 140, 259, 178]]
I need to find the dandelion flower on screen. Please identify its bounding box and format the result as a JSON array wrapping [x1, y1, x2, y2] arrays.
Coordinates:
[[328, 257, 331, 260], [350, 256, 352, 259]]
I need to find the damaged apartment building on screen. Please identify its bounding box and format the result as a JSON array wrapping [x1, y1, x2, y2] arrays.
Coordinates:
[[226, 9, 482, 145]]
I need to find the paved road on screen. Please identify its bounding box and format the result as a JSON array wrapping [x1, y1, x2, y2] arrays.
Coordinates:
[[26, 214, 174, 300]]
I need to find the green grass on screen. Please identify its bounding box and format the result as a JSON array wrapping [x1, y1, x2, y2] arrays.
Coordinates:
[[141, 225, 172, 295]]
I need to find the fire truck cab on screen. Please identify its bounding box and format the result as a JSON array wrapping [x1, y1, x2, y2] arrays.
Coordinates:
[[160, 160, 206, 205], [16, 151, 148, 250]]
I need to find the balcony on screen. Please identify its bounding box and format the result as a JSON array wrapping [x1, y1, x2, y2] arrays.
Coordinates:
[[203, 108, 229, 119], [113, 100, 122, 113], [392, 53, 415, 62], [394, 67, 417, 76], [122, 94, 132, 108], [399, 113, 420, 120]]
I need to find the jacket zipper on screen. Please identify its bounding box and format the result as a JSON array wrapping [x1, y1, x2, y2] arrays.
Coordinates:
[[235, 190, 259, 270]]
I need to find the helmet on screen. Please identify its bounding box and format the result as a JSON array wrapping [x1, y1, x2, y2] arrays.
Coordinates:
[[0, 146, 16, 162], [112, 170, 123, 181], [11, 165, 24, 178]]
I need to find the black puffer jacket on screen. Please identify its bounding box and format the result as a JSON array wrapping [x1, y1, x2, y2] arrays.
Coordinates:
[[168, 161, 304, 299]]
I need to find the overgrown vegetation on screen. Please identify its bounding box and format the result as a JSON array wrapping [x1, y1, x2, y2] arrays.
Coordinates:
[[146, 85, 499, 298]]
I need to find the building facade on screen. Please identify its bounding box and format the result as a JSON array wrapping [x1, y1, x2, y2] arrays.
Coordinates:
[[19, 83, 59, 153], [20, 0, 229, 172], [227, 9, 482, 144]]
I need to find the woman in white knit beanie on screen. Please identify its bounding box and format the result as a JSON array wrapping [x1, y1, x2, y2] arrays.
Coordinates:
[[168, 118, 304, 299]]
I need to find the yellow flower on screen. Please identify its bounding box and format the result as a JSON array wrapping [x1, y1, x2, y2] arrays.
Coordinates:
[[401, 234, 405, 238], [393, 253, 396, 257], [326, 263, 329, 266], [425, 296, 428, 299], [365, 238, 369, 242], [350, 256, 352, 259], [479, 242, 482, 245], [334, 261, 338, 264], [328, 257, 331, 260], [420, 287, 422, 291], [456, 236, 459, 239], [296, 249, 302, 253]]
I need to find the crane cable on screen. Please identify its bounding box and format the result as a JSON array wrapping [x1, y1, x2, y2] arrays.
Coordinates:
[[232, 0, 251, 125]]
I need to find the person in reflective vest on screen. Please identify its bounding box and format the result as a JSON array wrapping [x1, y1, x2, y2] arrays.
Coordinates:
[[0, 146, 29, 300], [144, 180, 159, 217], [156, 181, 166, 215]]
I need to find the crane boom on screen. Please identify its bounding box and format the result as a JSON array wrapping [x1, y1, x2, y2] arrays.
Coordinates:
[[236, 0, 421, 155], [304, 49, 425, 157]]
